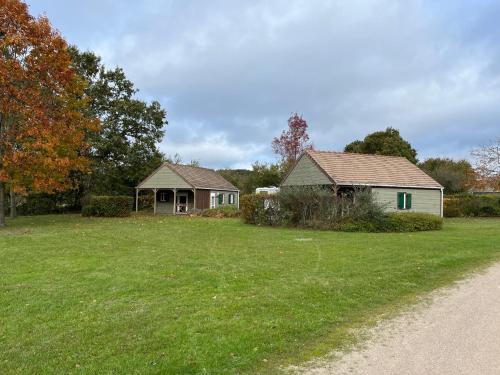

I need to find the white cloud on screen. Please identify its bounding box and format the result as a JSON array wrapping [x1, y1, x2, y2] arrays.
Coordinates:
[[29, 0, 500, 168]]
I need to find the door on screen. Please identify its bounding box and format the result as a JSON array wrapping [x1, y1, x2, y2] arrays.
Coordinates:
[[176, 193, 188, 213]]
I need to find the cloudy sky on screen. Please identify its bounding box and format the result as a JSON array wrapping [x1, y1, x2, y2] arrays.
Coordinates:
[[30, 0, 500, 169]]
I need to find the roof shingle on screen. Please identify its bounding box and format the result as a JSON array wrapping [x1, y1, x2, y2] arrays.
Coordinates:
[[306, 150, 442, 189], [167, 163, 238, 191]]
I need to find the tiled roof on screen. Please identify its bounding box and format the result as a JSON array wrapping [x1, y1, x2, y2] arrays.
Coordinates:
[[167, 163, 238, 191], [306, 150, 443, 188]]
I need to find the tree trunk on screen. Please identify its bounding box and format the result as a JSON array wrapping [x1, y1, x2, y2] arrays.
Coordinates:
[[10, 188, 16, 219], [0, 182, 5, 227]]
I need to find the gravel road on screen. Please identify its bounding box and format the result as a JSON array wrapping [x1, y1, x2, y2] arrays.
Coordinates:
[[299, 262, 500, 375]]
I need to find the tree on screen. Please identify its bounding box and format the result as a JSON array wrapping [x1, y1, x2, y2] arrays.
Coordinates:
[[219, 163, 283, 194], [471, 138, 500, 190], [165, 153, 199, 166], [246, 162, 282, 193], [419, 158, 475, 194], [218, 169, 252, 194], [0, 0, 98, 226], [69, 47, 167, 196], [272, 113, 312, 170], [344, 127, 418, 163]]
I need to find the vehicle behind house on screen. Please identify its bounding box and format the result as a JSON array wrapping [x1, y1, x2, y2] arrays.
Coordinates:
[[255, 186, 280, 195]]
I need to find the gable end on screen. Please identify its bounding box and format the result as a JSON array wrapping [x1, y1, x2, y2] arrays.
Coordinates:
[[281, 154, 333, 186]]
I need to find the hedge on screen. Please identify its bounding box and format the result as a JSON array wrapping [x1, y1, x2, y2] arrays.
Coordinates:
[[341, 213, 443, 232], [16, 195, 58, 216], [444, 195, 500, 217], [82, 196, 133, 217]]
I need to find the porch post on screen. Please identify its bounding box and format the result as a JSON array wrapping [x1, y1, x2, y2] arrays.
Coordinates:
[[135, 188, 139, 213], [153, 188, 157, 215], [173, 188, 177, 215], [237, 191, 240, 210], [193, 188, 196, 212]]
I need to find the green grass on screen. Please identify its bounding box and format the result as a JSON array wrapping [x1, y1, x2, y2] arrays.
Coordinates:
[[1, 215, 499, 374]]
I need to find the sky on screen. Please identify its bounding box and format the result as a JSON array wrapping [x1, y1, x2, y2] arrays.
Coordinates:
[[29, 0, 500, 169]]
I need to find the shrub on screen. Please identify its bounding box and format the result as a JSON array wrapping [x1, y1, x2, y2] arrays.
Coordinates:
[[137, 194, 154, 210], [241, 187, 386, 229], [384, 212, 443, 232], [81, 196, 133, 217], [200, 206, 240, 218], [17, 194, 58, 216], [240, 193, 283, 225], [444, 195, 500, 217], [325, 213, 443, 232]]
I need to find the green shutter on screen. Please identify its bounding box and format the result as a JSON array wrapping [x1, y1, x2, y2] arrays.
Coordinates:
[[406, 193, 412, 209], [397, 192, 405, 209], [218, 193, 223, 205]]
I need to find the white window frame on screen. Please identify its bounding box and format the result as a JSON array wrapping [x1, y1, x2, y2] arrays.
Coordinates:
[[159, 192, 168, 202], [210, 193, 216, 209], [229, 193, 235, 205]]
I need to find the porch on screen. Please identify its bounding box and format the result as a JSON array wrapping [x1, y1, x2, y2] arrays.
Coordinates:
[[135, 188, 202, 215]]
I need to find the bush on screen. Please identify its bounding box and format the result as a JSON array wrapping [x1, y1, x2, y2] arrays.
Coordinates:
[[138, 194, 154, 210], [81, 196, 133, 217], [240, 193, 283, 226], [17, 194, 58, 216], [384, 212, 443, 232], [241, 187, 386, 229], [444, 195, 500, 217], [200, 206, 240, 218]]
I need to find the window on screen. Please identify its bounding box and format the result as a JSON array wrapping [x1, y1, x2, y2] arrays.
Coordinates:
[[397, 192, 412, 210], [210, 193, 216, 208], [218, 193, 224, 205], [159, 192, 169, 202], [228, 193, 235, 205]]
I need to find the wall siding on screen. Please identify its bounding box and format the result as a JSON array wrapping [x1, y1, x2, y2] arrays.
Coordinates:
[[281, 155, 332, 186], [210, 190, 239, 208], [156, 189, 194, 214], [372, 187, 441, 215], [196, 189, 210, 210], [139, 165, 191, 189]]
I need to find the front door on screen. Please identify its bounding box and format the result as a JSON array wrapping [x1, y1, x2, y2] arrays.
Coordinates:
[[176, 193, 188, 213]]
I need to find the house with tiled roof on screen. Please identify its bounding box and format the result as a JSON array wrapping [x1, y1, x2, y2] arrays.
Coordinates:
[[136, 163, 239, 214], [282, 150, 444, 216]]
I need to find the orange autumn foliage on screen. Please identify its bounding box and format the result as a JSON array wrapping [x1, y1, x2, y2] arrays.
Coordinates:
[[0, 0, 99, 195]]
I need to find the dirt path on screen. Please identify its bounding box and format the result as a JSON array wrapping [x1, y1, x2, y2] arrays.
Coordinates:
[[297, 262, 500, 375]]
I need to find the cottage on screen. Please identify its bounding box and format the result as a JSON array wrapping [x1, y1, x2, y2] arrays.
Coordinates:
[[282, 150, 444, 216], [136, 163, 239, 214]]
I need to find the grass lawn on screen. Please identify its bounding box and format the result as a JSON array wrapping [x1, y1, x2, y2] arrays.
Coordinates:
[[1, 215, 499, 374]]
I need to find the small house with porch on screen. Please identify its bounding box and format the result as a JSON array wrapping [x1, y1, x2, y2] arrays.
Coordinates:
[[136, 163, 239, 214]]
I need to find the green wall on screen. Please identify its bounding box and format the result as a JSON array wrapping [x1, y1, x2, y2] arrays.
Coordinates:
[[210, 191, 239, 209], [281, 155, 331, 186], [372, 187, 441, 216], [138, 165, 191, 189]]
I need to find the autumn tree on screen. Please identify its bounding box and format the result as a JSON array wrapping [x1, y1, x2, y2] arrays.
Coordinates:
[[272, 113, 312, 171], [471, 138, 500, 190], [345, 127, 418, 163], [0, 0, 98, 226]]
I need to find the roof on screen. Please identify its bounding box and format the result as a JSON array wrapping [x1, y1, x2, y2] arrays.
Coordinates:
[[167, 163, 238, 191], [305, 150, 443, 189]]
